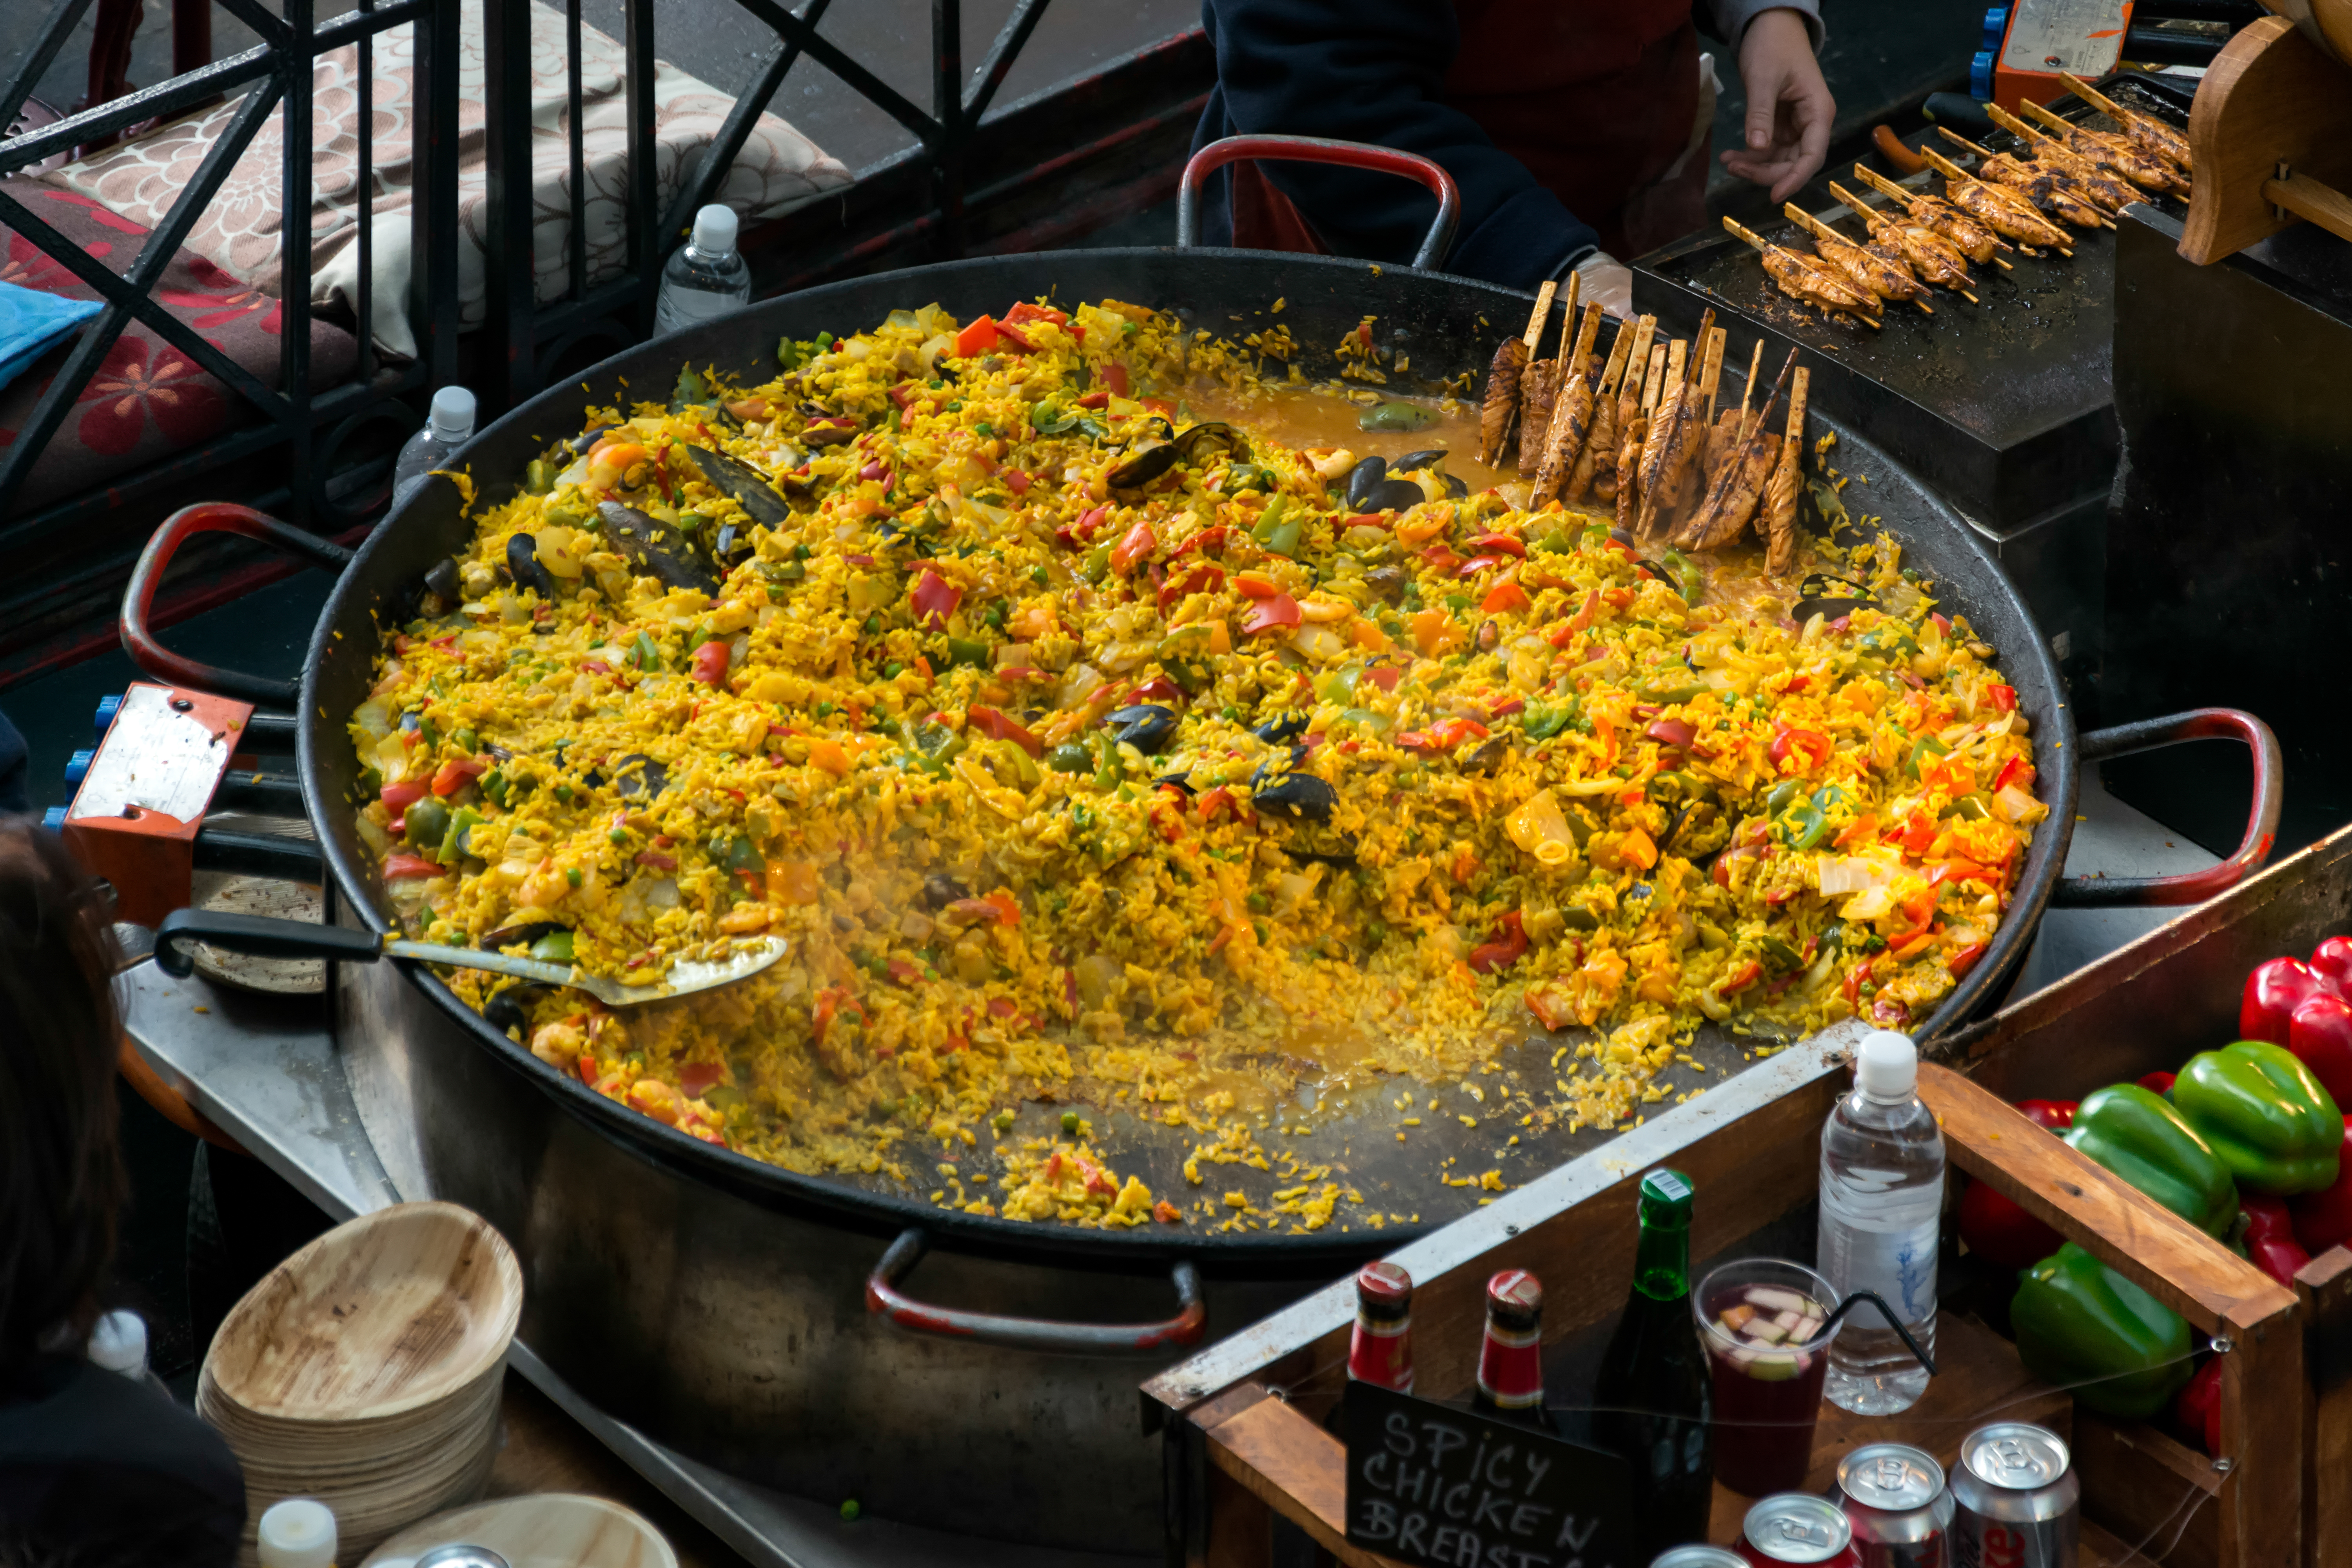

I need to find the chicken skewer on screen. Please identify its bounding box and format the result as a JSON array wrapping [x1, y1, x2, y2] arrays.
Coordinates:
[[1984, 103, 2141, 213], [1918, 148, 2075, 254], [1850, 163, 2013, 270], [1829, 181, 1978, 301], [1566, 315, 1638, 505], [1673, 324, 1727, 520], [1723, 216, 1882, 326], [1530, 301, 1606, 505], [1936, 127, 2115, 229], [1763, 367, 1811, 579], [1700, 339, 1766, 499], [1784, 202, 1936, 314], [1636, 335, 1709, 541], [2014, 98, 2190, 198], [1616, 341, 1664, 534], [1678, 347, 1797, 551], [1477, 278, 1554, 466], [2062, 72, 2192, 172], [1515, 274, 1579, 475], [1601, 316, 1656, 512]]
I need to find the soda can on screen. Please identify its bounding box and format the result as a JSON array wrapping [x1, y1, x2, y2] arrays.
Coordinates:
[[1950, 1423, 2080, 1568], [1739, 1493, 1863, 1566], [1651, 1550, 1749, 1568], [1837, 1442, 1954, 1568]]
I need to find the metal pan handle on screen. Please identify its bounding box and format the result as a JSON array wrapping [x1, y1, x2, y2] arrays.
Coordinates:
[[1176, 134, 1463, 271], [866, 1227, 1206, 1356], [122, 502, 357, 707], [2051, 708, 2282, 907], [153, 908, 387, 977]]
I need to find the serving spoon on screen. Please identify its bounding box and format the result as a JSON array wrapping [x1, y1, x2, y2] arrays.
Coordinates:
[[154, 908, 787, 1008]]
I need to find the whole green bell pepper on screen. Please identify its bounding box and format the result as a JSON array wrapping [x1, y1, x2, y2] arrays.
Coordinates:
[[2175, 1040, 2344, 1195], [2063, 1084, 2238, 1236], [2011, 1243, 2194, 1418]]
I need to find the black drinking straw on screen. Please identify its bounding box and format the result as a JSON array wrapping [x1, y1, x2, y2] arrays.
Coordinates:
[[1819, 1289, 1939, 1376]]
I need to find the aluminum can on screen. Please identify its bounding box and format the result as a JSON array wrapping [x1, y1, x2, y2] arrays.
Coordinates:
[[1838, 1442, 1954, 1568], [1950, 1423, 2080, 1568], [1652, 1549, 1749, 1568], [1739, 1493, 1863, 1566]]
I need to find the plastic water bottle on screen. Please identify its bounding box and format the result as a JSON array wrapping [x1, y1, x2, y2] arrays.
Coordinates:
[[653, 204, 752, 337], [1818, 1029, 1945, 1414], [393, 386, 476, 501], [87, 1308, 172, 1399]]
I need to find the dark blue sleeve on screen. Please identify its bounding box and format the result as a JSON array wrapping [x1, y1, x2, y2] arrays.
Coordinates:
[[1190, 0, 1601, 288]]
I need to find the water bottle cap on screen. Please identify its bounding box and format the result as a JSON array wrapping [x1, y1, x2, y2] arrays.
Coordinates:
[[257, 1499, 337, 1568], [692, 203, 739, 255], [86, 1310, 147, 1374], [1856, 1030, 1918, 1098], [429, 385, 476, 442]]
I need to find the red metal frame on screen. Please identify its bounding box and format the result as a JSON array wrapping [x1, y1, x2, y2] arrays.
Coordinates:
[[120, 503, 356, 707], [1176, 134, 1464, 270], [867, 1227, 1207, 1354], [2056, 708, 2283, 907]]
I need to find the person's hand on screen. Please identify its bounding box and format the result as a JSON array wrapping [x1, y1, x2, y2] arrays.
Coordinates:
[[1721, 9, 1834, 202], [1574, 251, 1635, 319]]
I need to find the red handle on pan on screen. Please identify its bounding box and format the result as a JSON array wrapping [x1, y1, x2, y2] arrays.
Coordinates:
[[1176, 134, 1463, 271], [121, 503, 356, 708], [2051, 708, 2282, 907], [866, 1227, 1205, 1356]]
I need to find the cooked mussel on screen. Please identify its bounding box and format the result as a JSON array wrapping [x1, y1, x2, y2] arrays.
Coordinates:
[[922, 873, 971, 909], [1793, 572, 1876, 623], [681, 444, 794, 528], [506, 532, 556, 599], [1254, 712, 1309, 744], [1365, 477, 1427, 512], [597, 500, 720, 593], [1345, 455, 1387, 509], [613, 752, 669, 800], [1106, 422, 1180, 489], [713, 521, 757, 571], [1253, 772, 1337, 822], [1103, 704, 1179, 754], [423, 558, 463, 602], [1390, 448, 1445, 472], [1174, 421, 1249, 466]]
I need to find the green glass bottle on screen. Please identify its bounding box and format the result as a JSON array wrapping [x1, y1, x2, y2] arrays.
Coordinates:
[[1592, 1168, 1712, 1558]]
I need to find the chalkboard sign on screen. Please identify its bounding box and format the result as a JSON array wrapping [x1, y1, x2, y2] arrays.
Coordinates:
[[1342, 1383, 1638, 1568]]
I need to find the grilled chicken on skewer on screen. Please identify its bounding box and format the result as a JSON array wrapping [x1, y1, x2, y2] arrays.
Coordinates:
[[1667, 321, 1724, 519], [1477, 278, 1554, 466], [1616, 343, 1664, 533], [1567, 316, 1637, 505], [1679, 347, 1796, 551], [2015, 98, 2190, 197], [1985, 104, 2140, 212], [1530, 302, 1606, 505], [2062, 72, 2192, 171], [1723, 216, 1881, 325], [1849, 163, 2013, 269], [1764, 367, 1810, 578], [1919, 149, 2074, 253], [1784, 203, 1935, 313], [1595, 315, 1654, 506], [1636, 338, 1703, 540], [1936, 129, 2114, 228], [1701, 340, 1765, 494], [1829, 181, 1978, 300], [1513, 276, 1576, 474]]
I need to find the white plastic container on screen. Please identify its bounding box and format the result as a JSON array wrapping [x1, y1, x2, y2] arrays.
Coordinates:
[[393, 386, 477, 499], [257, 1497, 338, 1568], [652, 203, 753, 337], [1817, 1029, 1945, 1414]]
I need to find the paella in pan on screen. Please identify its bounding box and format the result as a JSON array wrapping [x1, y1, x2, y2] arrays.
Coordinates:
[[345, 296, 2042, 1229]]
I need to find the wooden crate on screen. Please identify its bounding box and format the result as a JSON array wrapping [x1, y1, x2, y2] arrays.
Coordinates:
[[1144, 1033, 2299, 1568]]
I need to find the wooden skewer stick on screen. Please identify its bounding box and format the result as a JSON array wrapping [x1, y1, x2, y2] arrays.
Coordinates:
[[1595, 312, 1639, 402], [2014, 98, 2082, 138], [1722, 216, 1884, 327], [2058, 71, 2132, 123], [1936, 126, 2118, 225], [1828, 180, 1981, 303], [1684, 310, 1716, 387], [1564, 301, 1604, 380], [1556, 272, 1582, 354], [1734, 340, 1764, 437], [1784, 364, 1809, 449], [1615, 315, 1657, 398], [1784, 201, 1935, 314], [1519, 279, 1558, 359], [1848, 162, 2017, 268], [1698, 327, 1727, 423], [1919, 147, 2074, 255], [1641, 346, 1669, 415], [1662, 338, 1688, 401]]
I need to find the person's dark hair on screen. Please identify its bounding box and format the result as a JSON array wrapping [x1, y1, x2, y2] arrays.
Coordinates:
[[0, 823, 123, 1377]]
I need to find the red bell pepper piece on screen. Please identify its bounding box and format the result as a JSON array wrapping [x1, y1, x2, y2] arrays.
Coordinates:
[[1363, 666, 1403, 694], [1467, 912, 1528, 975], [1481, 579, 1532, 614], [677, 1061, 727, 1099], [1524, 982, 1577, 1032], [382, 852, 443, 881], [1160, 563, 1224, 615], [1111, 520, 1157, 575], [813, 985, 866, 1042], [1233, 570, 1281, 599], [2139, 1071, 2178, 1096], [984, 889, 1022, 926], [1125, 675, 1185, 706], [2016, 1099, 2078, 1131], [1948, 941, 1989, 980], [1420, 544, 1465, 575], [966, 705, 1042, 758], [2175, 1357, 2223, 1455], [1957, 1179, 2066, 1270], [1459, 555, 1506, 579], [1099, 362, 1129, 397], [991, 317, 1035, 352], [1076, 390, 1111, 409], [2244, 956, 2332, 1045], [381, 780, 428, 812], [1985, 682, 2018, 713], [2239, 1192, 2313, 1286], [431, 757, 489, 797], [1768, 723, 1833, 772], [1466, 532, 1527, 557], [690, 640, 731, 687], [1242, 594, 1301, 635], [953, 316, 1000, 357], [1002, 301, 1066, 328], [2288, 991, 2352, 1107], [910, 568, 962, 630], [2290, 1114, 2352, 1255]]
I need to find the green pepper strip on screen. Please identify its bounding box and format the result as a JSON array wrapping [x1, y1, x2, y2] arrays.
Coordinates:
[[530, 929, 577, 964], [1093, 732, 1122, 791]]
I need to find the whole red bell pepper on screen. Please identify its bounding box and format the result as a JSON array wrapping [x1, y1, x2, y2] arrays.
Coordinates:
[[2139, 1071, 2177, 1096], [2239, 1192, 2313, 1286], [2174, 1356, 2222, 1456], [1957, 1099, 2075, 1269], [2017, 1099, 2078, 1131], [2290, 991, 2352, 1107], [2290, 1114, 2352, 1255], [2244, 955, 2331, 1044], [2312, 935, 2352, 991]]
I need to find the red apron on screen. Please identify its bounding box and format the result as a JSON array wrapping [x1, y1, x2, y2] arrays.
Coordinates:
[[1231, 0, 1706, 263]]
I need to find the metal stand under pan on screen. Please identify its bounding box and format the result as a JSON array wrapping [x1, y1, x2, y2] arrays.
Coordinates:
[[119, 957, 1147, 1568]]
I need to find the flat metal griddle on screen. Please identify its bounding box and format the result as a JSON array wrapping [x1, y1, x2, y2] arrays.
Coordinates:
[[1634, 78, 2194, 530]]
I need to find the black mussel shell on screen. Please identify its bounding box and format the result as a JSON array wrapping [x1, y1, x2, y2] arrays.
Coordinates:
[[1344, 455, 1387, 509], [1390, 448, 1445, 472], [922, 873, 971, 909], [423, 558, 463, 601], [567, 425, 617, 454], [1461, 737, 1509, 774], [682, 444, 793, 528], [1154, 771, 1196, 795], [1103, 704, 1179, 754], [1365, 477, 1427, 512], [598, 501, 720, 593], [1107, 439, 1179, 490], [506, 532, 556, 599], [613, 753, 669, 800], [1254, 712, 1309, 744], [1254, 772, 1337, 822], [1442, 473, 1469, 499], [1363, 566, 1408, 603], [1174, 421, 1249, 466], [713, 521, 756, 570]]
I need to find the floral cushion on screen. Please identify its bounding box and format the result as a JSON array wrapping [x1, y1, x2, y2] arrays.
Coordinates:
[[0, 180, 357, 511], [36, 0, 853, 360]]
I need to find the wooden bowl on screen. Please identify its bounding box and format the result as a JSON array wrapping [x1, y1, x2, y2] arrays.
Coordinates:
[[205, 1201, 521, 1424], [359, 1495, 677, 1568]]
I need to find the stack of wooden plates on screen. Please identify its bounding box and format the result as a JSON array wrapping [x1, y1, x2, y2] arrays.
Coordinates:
[[197, 1201, 524, 1564]]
